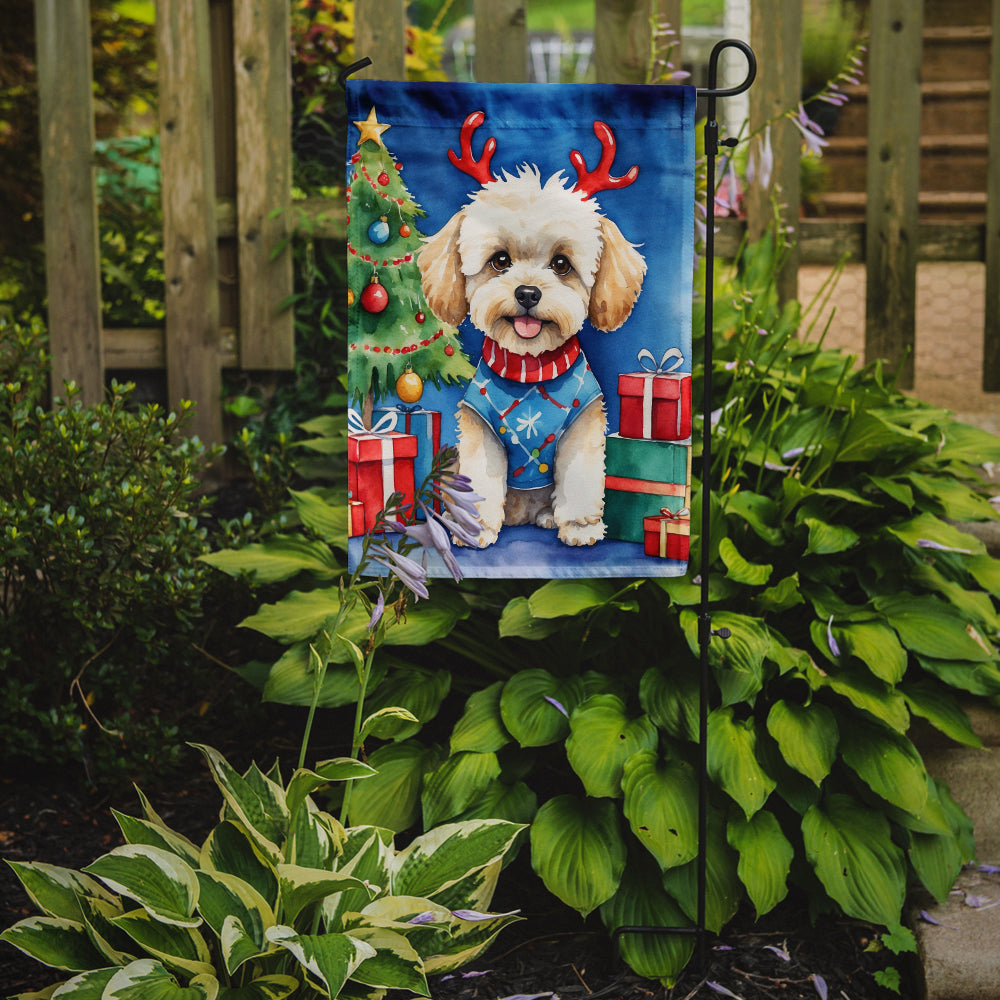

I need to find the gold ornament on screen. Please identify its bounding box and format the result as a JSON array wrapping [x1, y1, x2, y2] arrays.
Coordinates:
[[347, 288, 355, 306], [395, 365, 424, 403]]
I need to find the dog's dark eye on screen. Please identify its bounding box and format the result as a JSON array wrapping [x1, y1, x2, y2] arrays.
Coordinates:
[[489, 251, 512, 272], [550, 254, 572, 276]]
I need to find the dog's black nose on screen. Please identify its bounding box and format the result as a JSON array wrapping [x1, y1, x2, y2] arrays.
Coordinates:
[[514, 285, 542, 310]]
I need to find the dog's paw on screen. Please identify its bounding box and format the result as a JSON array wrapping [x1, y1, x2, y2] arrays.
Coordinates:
[[558, 519, 606, 546], [534, 506, 556, 530]]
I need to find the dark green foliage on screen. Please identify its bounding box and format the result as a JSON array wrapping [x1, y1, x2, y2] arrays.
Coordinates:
[[0, 317, 220, 783]]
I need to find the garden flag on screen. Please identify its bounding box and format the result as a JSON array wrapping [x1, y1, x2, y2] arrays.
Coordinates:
[[346, 80, 696, 578]]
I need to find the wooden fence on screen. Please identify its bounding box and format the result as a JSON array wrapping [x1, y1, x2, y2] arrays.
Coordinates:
[[33, 0, 1000, 446]]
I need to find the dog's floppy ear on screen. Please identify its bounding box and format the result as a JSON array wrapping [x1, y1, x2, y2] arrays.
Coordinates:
[[588, 216, 647, 332], [418, 210, 469, 327]]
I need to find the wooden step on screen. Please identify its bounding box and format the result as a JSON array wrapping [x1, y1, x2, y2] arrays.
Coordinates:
[[922, 25, 992, 83], [922, 0, 991, 28], [813, 190, 987, 222]]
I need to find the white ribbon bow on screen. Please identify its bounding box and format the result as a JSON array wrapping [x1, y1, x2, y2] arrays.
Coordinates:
[[637, 347, 684, 374], [348, 407, 398, 436]]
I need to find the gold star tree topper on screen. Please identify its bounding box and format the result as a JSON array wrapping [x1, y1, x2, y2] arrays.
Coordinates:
[[354, 106, 391, 147]]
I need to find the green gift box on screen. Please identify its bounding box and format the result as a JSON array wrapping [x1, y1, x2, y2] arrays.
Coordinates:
[[604, 434, 691, 543]]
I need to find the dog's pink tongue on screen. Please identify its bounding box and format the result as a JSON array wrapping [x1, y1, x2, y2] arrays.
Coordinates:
[[513, 315, 543, 339]]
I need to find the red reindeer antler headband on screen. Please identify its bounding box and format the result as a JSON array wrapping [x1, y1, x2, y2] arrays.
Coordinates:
[[448, 112, 639, 199]]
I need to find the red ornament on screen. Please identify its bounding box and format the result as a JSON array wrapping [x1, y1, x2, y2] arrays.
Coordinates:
[[360, 277, 389, 313], [444, 344, 455, 356], [377, 170, 390, 186], [399, 223, 412, 238], [415, 310, 425, 324]]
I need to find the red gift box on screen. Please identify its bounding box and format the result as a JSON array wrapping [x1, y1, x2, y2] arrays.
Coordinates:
[[618, 347, 691, 441], [348, 411, 418, 534], [643, 506, 691, 560], [349, 499, 366, 538]]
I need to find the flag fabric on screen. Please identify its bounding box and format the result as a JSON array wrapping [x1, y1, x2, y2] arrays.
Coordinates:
[[346, 79, 696, 578]]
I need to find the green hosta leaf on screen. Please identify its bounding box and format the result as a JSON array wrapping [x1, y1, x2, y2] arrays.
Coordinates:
[[835, 621, 907, 684], [906, 472, 998, 521], [802, 793, 906, 926], [909, 827, 966, 905], [530, 795, 626, 917], [765, 700, 838, 786], [638, 663, 698, 743], [875, 593, 995, 662], [936, 421, 1000, 464], [600, 853, 694, 987], [393, 820, 524, 901], [718, 537, 772, 585], [661, 811, 741, 933], [289, 488, 347, 545], [901, 680, 982, 748], [911, 562, 1000, 633], [111, 908, 214, 978], [103, 959, 218, 999], [450, 682, 511, 754], [5, 862, 118, 923], [0, 916, 107, 971], [346, 926, 428, 994], [363, 667, 451, 740], [803, 517, 859, 555], [200, 536, 341, 584], [265, 926, 375, 997], [727, 811, 793, 917], [886, 512, 985, 556], [277, 865, 374, 925], [565, 695, 658, 798], [916, 655, 1000, 697], [421, 751, 502, 828], [707, 708, 776, 818], [755, 573, 805, 614], [527, 579, 617, 618], [681, 610, 770, 707], [866, 474, 914, 509], [497, 596, 563, 639], [83, 846, 200, 928], [839, 718, 928, 816], [347, 740, 442, 832], [967, 553, 1000, 597], [499, 670, 584, 747], [811, 662, 910, 732], [195, 871, 273, 974], [285, 759, 376, 823], [112, 812, 201, 868], [453, 779, 538, 827], [191, 746, 287, 863], [216, 975, 299, 1000], [724, 490, 784, 545], [621, 751, 699, 871], [261, 644, 384, 709], [834, 409, 927, 463], [200, 822, 278, 910]]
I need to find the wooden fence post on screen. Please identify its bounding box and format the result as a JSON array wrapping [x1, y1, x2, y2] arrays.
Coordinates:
[[746, 0, 801, 306], [354, 0, 407, 80], [34, 0, 104, 405], [984, 0, 1000, 390], [474, 0, 527, 83], [864, 0, 923, 389], [233, 0, 294, 370], [595, 0, 675, 85], [157, 0, 223, 445]]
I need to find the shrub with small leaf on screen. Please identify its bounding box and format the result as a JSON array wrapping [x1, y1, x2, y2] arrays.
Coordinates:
[[1, 743, 524, 999]]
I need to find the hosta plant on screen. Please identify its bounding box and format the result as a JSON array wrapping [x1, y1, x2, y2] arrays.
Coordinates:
[[1, 744, 523, 999]]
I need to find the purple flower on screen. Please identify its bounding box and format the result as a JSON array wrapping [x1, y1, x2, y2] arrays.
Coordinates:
[[791, 104, 829, 157], [451, 908, 520, 921], [827, 616, 841, 658], [544, 695, 569, 718], [706, 983, 742, 999], [763, 944, 790, 961], [407, 911, 438, 925], [398, 504, 463, 582], [917, 538, 972, 555], [369, 542, 429, 600], [812, 974, 828, 1000], [747, 125, 773, 191], [367, 590, 385, 631]]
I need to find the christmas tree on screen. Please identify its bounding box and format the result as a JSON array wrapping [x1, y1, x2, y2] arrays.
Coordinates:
[[347, 106, 473, 416]]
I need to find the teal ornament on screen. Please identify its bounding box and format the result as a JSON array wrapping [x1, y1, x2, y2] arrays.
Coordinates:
[[368, 216, 390, 245]]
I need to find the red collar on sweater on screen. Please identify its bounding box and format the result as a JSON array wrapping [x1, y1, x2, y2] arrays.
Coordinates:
[[481, 335, 581, 384]]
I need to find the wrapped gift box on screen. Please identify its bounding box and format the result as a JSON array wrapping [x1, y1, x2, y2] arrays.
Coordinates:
[[348, 426, 418, 534], [644, 507, 691, 560], [618, 348, 691, 441], [375, 403, 442, 489], [603, 434, 691, 544]]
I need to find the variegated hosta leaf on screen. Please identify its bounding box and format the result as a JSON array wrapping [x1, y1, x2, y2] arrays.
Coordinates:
[[112, 810, 202, 868], [47, 966, 118, 997], [102, 958, 218, 999], [214, 974, 300, 999], [621, 751, 699, 871], [765, 700, 838, 786], [421, 751, 502, 829], [4, 862, 118, 922], [529, 795, 626, 917], [706, 707, 776, 819], [265, 925, 376, 998], [0, 916, 107, 972], [499, 670, 585, 747], [323, 829, 393, 931], [191, 745, 287, 863], [727, 810, 793, 918], [391, 820, 524, 901], [110, 908, 214, 979], [195, 871, 274, 974], [421, 907, 522, 975], [424, 859, 501, 916], [288, 802, 343, 870], [802, 793, 906, 926], [599, 853, 694, 987], [83, 846, 200, 928], [276, 864, 376, 925], [450, 681, 511, 754], [345, 926, 429, 995], [77, 894, 136, 966], [200, 822, 278, 910], [565, 695, 658, 799]]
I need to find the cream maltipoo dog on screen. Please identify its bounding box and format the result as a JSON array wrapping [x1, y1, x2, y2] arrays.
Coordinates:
[[418, 122, 646, 547]]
